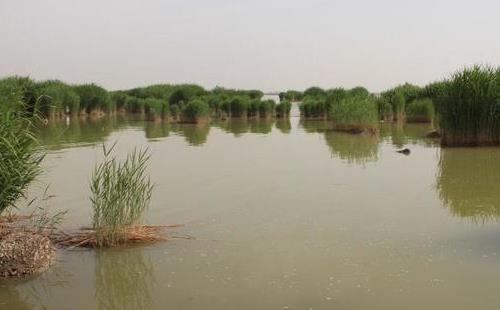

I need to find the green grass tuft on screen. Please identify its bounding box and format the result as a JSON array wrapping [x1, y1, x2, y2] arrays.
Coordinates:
[[90, 145, 154, 247]]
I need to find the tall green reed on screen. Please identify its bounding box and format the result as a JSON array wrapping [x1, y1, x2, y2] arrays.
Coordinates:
[[437, 65, 500, 146], [90, 144, 153, 246]]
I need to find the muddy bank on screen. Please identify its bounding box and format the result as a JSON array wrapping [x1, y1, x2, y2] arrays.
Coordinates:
[[0, 232, 55, 278]]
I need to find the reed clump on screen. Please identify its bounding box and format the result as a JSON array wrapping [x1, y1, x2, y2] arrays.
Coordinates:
[[57, 145, 162, 248], [144, 98, 169, 122], [299, 97, 328, 119], [406, 98, 435, 123], [275, 100, 292, 118], [36, 80, 81, 117], [247, 99, 260, 118], [279, 90, 303, 102], [91, 146, 154, 247], [436, 65, 500, 146], [258, 100, 275, 119], [227, 96, 249, 118], [378, 83, 421, 122], [181, 98, 210, 123], [328, 94, 378, 134], [0, 94, 42, 215], [73, 83, 112, 115]]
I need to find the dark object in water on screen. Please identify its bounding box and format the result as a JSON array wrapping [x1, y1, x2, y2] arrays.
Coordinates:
[[396, 148, 411, 155], [426, 131, 441, 139]]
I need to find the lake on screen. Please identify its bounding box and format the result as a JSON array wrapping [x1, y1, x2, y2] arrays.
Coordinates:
[[2, 105, 500, 310]]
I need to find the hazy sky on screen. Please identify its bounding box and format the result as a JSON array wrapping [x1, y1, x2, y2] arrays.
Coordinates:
[[1, 0, 500, 92]]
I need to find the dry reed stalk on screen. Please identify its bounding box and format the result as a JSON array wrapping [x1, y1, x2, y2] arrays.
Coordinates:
[[54, 224, 187, 248]]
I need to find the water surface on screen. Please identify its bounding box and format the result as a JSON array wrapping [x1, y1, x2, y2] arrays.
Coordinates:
[[2, 110, 500, 310]]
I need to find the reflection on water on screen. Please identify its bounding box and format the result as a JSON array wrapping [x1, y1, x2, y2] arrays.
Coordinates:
[[323, 131, 379, 164], [275, 119, 291, 134], [35, 117, 120, 150], [0, 285, 31, 310], [437, 148, 500, 223], [379, 123, 436, 147], [214, 118, 275, 136], [144, 122, 170, 140], [171, 123, 211, 146], [36, 117, 293, 148], [0, 262, 71, 309], [299, 119, 379, 164], [298, 119, 332, 133], [11, 114, 500, 310], [95, 248, 154, 310], [34, 117, 500, 223]]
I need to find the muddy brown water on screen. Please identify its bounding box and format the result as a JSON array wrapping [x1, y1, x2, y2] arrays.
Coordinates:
[[2, 108, 500, 309]]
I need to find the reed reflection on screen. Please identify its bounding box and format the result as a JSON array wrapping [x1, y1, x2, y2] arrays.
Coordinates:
[[95, 248, 155, 310], [437, 148, 500, 223]]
